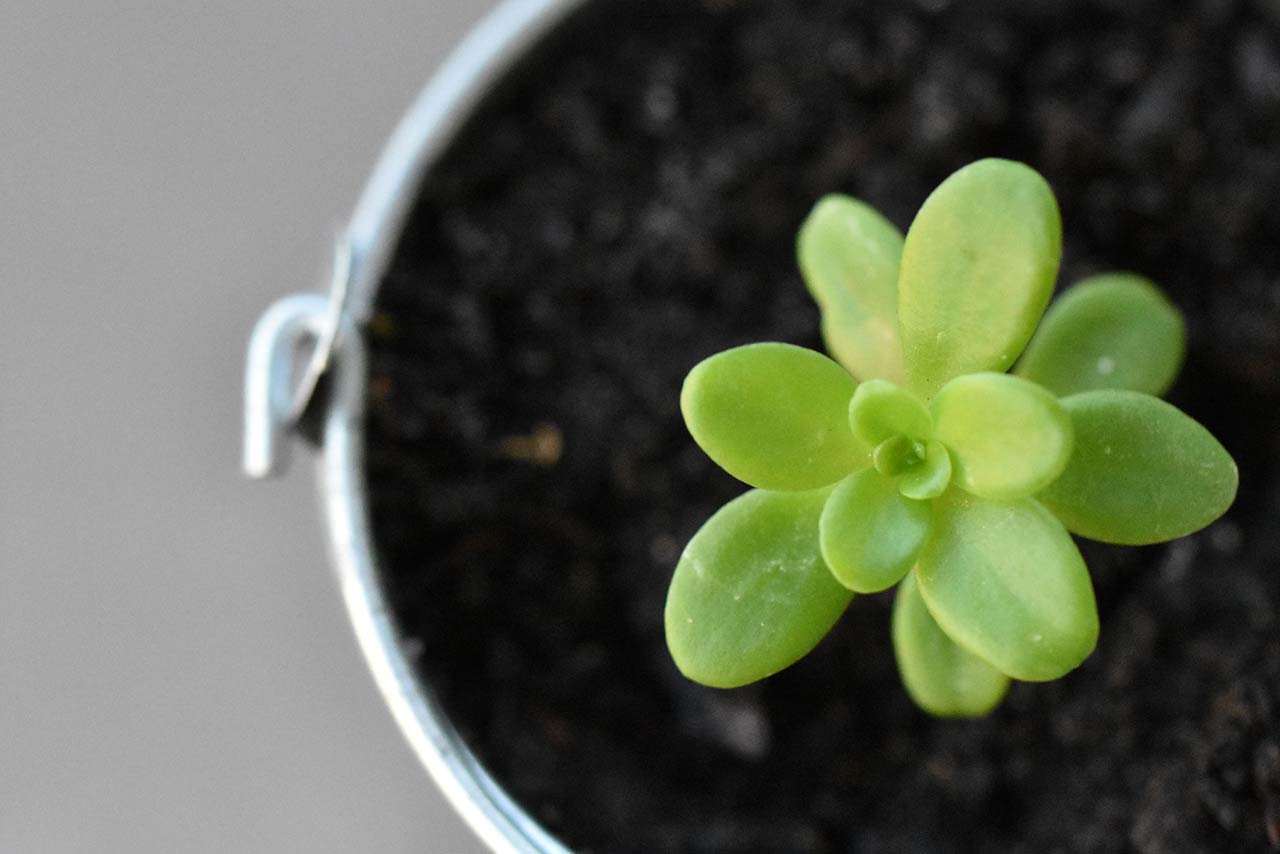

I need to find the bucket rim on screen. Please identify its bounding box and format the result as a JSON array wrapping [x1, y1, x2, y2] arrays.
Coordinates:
[[286, 2, 587, 851]]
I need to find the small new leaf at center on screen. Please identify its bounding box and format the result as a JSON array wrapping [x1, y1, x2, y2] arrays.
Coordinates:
[[848, 379, 933, 447], [897, 439, 952, 500], [873, 435, 924, 478]]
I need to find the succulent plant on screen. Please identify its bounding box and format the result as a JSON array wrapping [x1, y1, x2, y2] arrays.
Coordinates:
[[665, 159, 1238, 716]]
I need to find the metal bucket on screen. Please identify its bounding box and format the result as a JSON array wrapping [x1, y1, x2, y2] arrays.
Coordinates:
[[242, 2, 589, 851]]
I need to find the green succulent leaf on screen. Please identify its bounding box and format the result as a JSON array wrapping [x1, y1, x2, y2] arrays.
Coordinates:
[[898, 159, 1063, 398], [915, 491, 1099, 682], [897, 439, 952, 500], [1038, 391, 1238, 545], [847, 379, 933, 447], [873, 435, 921, 478], [930, 373, 1073, 500], [1016, 273, 1186, 397], [892, 573, 1011, 718], [665, 487, 853, 688], [820, 469, 931, 593], [798, 195, 906, 383], [681, 343, 868, 491]]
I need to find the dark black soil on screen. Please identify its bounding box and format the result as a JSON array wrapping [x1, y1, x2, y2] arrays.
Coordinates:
[[362, 1, 1280, 851]]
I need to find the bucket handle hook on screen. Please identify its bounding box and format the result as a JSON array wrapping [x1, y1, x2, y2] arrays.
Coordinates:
[[243, 239, 353, 479]]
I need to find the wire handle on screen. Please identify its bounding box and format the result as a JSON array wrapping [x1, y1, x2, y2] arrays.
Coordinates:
[[242, 239, 353, 479]]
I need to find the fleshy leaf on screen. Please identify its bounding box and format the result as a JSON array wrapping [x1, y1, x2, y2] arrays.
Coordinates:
[[1038, 391, 1238, 545], [915, 491, 1098, 682], [892, 573, 1010, 717], [665, 488, 853, 688], [820, 469, 931, 593], [931, 373, 1073, 500], [897, 439, 952, 500], [682, 343, 868, 491], [898, 159, 1063, 398], [1016, 273, 1186, 397], [798, 195, 906, 383], [873, 435, 921, 478], [847, 379, 932, 447]]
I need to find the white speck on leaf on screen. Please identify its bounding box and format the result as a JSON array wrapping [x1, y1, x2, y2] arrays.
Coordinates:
[[1096, 356, 1116, 375]]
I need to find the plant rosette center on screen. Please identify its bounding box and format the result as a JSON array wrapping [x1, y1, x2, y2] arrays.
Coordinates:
[[664, 158, 1238, 718], [821, 371, 1072, 596]]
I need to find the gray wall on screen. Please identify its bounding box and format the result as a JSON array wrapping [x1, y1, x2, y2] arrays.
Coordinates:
[[2, 2, 489, 851]]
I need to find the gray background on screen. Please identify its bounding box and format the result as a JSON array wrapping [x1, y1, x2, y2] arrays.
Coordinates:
[[2, 2, 490, 851]]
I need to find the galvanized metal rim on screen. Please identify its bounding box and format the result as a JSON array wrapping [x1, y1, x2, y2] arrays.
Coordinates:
[[247, 1, 591, 851]]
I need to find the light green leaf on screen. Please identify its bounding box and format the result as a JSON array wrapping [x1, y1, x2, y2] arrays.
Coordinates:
[[1016, 273, 1186, 397], [872, 435, 922, 478], [820, 470, 931, 593], [682, 343, 868, 491], [931, 373, 1073, 500], [892, 573, 1010, 717], [1038, 391, 1238, 545], [665, 488, 853, 688], [898, 159, 1063, 398], [897, 439, 952, 500], [915, 491, 1098, 682], [847, 379, 932, 447], [798, 195, 906, 383]]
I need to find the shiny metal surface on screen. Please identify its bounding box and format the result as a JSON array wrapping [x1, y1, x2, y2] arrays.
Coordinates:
[[244, 0, 592, 851]]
